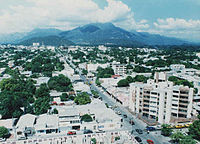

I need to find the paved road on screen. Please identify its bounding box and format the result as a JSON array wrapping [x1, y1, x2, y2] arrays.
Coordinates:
[[57, 48, 170, 144]]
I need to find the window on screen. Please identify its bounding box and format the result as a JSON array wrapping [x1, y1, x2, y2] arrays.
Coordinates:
[[173, 90, 179, 93], [172, 104, 178, 107]]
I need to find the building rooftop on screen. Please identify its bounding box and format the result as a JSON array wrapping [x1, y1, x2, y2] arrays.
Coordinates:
[[0, 119, 13, 129], [34, 114, 59, 130], [57, 99, 121, 123], [16, 114, 36, 129]]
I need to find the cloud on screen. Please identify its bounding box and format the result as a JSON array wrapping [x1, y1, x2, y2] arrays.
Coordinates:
[[154, 18, 200, 31], [137, 18, 200, 42], [0, 0, 148, 34]]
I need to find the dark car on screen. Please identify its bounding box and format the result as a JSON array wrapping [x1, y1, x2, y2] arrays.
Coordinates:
[[83, 130, 93, 134], [136, 129, 143, 134], [146, 126, 156, 131], [129, 120, 135, 125], [135, 136, 142, 143], [123, 114, 127, 118]]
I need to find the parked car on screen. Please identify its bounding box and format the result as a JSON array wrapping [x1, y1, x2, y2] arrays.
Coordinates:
[[167, 125, 175, 129], [96, 130, 105, 133], [123, 114, 127, 118], [0, 138, 6, 142], [83, 130, 93, 134], [67, 131, 76, 135], [147, 139, 154, 144], [59, 103, 65, 106], [129, 120, 135, 125], [146, 126, 156, 131], [175, 124, 185, 129], [117, 111, 121, 115], [184, 123, 192, 127], [136, 129, 143, 134], [135, 136, 142, 143]]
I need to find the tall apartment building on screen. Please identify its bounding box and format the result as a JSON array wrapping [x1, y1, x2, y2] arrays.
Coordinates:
[[129, 74, 194, 124], [111, 61, 127, 76]]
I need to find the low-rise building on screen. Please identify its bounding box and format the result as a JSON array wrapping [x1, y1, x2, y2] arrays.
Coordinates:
[[170, 64, 185, 72], [86, 63, 108, 72], [33, 77, 50, 88], [34, 114, 59, 136], [57, 99, 122, 132], [73, 82, 91, 94]]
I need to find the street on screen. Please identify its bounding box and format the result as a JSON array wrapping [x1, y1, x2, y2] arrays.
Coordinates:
[[58, 48, 170, 144]]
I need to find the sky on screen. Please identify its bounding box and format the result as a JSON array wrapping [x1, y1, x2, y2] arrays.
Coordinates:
[[0, 0, 200, 42]]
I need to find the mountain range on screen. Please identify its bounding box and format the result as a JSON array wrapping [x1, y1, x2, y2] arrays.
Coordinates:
[[0, 23, 193, 46]]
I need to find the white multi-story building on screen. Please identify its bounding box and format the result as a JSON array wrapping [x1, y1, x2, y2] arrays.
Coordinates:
[[111, 61, 127, 76], [129, 74, 194, 124]]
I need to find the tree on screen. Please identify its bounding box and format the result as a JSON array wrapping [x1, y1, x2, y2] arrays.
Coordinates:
[[0, 127, 9, 138], [52, 108, 58, 114], [35, 83, 50, 98], [126, 76, 133, 83], [33, 97, 50, 115], [91, 90, 99, 98], [170, 131, 184, 143], [81, 114, 93, 122], [161, 124, 173, 136], [74, 92, 91, 105], [91, 138, 96, 144], [95, 78, 101, 86], [133, 75, 148, 83], [168, 76, 179, 82], [180, 136, 197, 144], [168, 76, 194, 88], [0, 91, 24, 119], [117, 79, 129, 87], [48, 74, 72, 92], [97, 67, 114, 78], [188, 115, 200, 141], [60, 93, 68, 101], [0, 76, 36, 118], [82, 69, 88, 75]]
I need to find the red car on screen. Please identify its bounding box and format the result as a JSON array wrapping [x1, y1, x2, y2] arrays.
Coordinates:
[[67, 131, 76, 135], [147, 139, 154, 144], [59, 103, 65, 106]]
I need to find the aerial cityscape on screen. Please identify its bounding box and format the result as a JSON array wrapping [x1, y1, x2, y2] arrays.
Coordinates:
[[0, 0, 200, 144]]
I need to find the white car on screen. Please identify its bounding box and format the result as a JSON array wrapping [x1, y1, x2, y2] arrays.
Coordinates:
[[117, 111, 121, 115], [0, 138, 6, 142]]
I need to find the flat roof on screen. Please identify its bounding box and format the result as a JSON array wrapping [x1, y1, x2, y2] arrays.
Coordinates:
[[34, 114, 58, 130], [16, 114, 36, 129], [0, 119, 13, 129]]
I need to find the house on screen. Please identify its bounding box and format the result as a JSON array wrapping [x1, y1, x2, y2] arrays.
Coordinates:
[[34, 114, 59, 136], [33, 77, 50, 88], [170, 64, 185, 72], [16, 114, 36, 138], [0, 119, 14, 132]]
